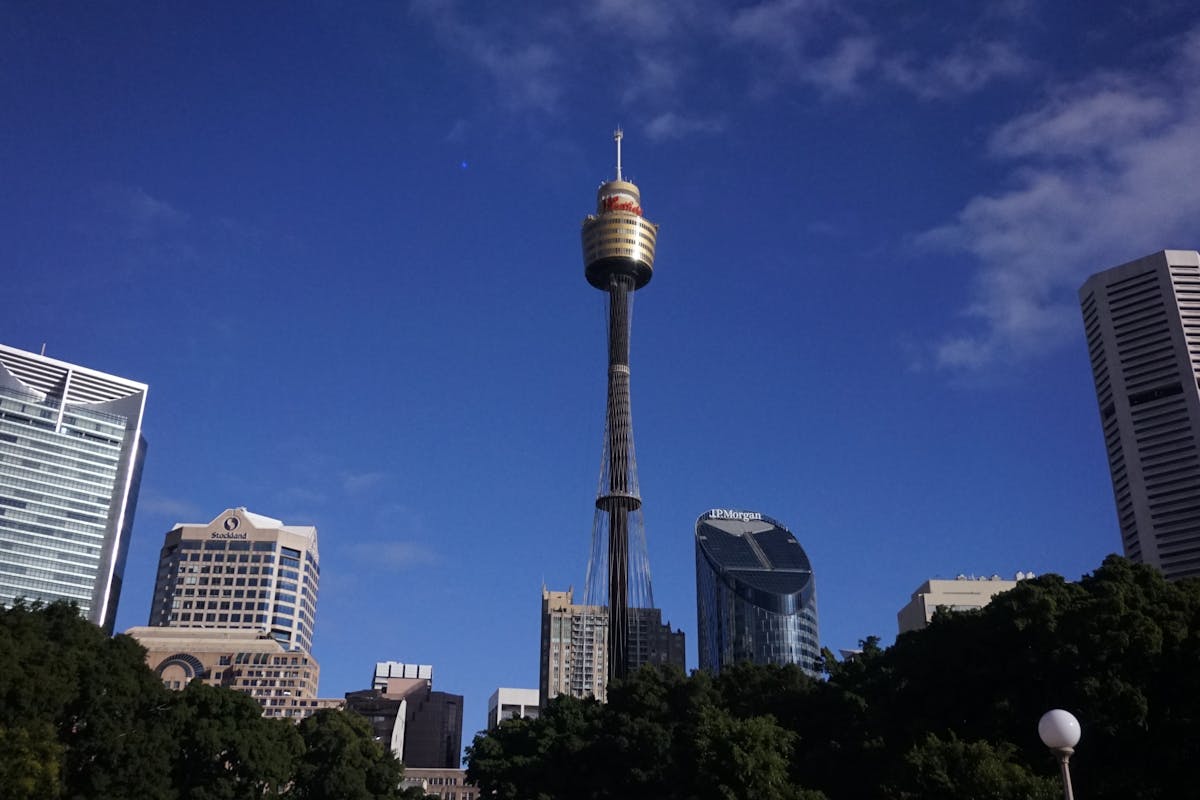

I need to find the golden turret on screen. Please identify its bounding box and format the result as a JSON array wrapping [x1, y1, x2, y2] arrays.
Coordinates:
[[581, 129, 659, 290]]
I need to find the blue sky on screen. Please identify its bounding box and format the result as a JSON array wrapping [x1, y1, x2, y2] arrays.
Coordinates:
[[4, 1, 1199, 737]]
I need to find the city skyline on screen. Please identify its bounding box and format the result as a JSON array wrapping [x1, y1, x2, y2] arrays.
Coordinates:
[[4, 3, 1198, 737]]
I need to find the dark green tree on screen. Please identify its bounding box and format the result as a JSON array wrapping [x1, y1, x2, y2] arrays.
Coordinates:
[[170, 680, 302, 799], [293, 709, 407, 800], [0, 600, 176, 799], [882, 733, 1058, 800], [0, 721, 63, 800]]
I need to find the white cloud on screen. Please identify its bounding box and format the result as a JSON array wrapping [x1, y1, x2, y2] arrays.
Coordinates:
[[644, 112, 724, 142], [342, 470, 388, 494], [729, 0, 836, 52], [137, 493, 203, 520], [410, 1, 562, 112], [587, 0, 683, 39], [988, 80, 1171, 158], [804, 35, 877, 95], [93, 184, 188, 239], [921, 28, 1200, 369], [346, 540, 437, 570], [884, 41, 1031, 100]]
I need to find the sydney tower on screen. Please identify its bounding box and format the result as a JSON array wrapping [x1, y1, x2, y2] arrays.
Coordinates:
[[580, 130, 660, 683]]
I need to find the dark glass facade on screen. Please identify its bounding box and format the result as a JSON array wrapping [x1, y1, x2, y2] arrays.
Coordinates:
[[695, 510, 819, 675]]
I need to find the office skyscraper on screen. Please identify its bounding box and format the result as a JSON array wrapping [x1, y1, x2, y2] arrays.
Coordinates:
[[0, 343, 147, 632], [1079, 249, 1200, 580], [695, 509, 820, 674], [580, 130, 661, 683], [147, 507, 319, 652]]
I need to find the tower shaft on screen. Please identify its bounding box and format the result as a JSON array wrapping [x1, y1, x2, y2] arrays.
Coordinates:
[[601, 273, 636, 680]]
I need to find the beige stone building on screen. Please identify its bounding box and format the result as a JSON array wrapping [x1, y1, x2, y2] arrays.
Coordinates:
[[540, 587, 608, 704], [126, 626, 342, 718], [401, 768, 479, 800], [897, 575, 1026, 633], [129, 507, 338, 719]]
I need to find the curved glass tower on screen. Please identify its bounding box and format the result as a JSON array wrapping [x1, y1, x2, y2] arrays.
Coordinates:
[[695, 509, 820, 675]]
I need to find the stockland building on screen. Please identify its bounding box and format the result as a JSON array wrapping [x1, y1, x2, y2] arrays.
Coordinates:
[[147, 507, 319, 653], [694, 509, 820, 675], [128, 508, 341, 719]]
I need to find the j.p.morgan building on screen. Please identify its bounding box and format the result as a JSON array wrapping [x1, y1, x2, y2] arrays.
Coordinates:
[[695, 509, 819, 674]]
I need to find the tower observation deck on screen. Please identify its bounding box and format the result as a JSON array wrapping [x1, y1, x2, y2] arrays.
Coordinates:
[[581, 130, 660, 683]]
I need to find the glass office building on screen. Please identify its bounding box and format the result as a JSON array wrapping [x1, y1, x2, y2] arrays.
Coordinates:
[[0, 343, 148, 632], [695, 509, 819, 675]]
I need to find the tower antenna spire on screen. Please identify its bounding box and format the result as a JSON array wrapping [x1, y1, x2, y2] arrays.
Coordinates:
[[614, 127, 623, 181]]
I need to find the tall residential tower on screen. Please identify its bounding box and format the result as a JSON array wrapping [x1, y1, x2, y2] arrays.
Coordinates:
[[1079, 249, 1200, 580], [0, 343, 147, 632], [580, 131, 662, 683]]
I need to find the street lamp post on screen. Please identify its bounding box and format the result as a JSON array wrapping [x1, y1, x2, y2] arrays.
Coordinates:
[[1038, 709, 1081, 800]]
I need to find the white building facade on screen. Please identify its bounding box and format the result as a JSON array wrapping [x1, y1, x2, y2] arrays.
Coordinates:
[[1079, 250, 1200, 580], [0, 343, 148, 632]]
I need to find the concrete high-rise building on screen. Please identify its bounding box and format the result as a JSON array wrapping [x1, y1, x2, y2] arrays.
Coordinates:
[[540, 587, 607, 704], [1079, 250, 1200, 580], [0, 343, 148, 632], [147, 507, 319, 652], [695, 509, 820, 675], [539, 586, 684, 705], [344, 662, 463, 769], [897, 574, 1027, 633], [487, 688, 540, 728]]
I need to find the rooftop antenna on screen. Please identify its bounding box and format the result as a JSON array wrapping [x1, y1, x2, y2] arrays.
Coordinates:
[[40, 343, 46, 356], [614, 127, 623, 181]]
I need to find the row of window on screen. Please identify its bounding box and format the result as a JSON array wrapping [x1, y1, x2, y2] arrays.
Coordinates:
[[0, 504, 106, 536], [174, 598, 280, 610], [1, 419, 122, 464], [0, 462, 115, 498], [0, 393, 126, 436], [173, 561, 278, 575], [0, 472, 112, 511], [0, 517, 105, 547], [0, 539, 100, 572], [0, 574, 92, 603], [0, 531, 100, 559], [0, 440, 119, 481], [171, 612, 267, 624], [179, 539, 277, 552]]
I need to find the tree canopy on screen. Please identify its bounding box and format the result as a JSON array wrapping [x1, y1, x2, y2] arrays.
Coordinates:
[[0, 599, 418, 800], [468, 556, 1200, 799]]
